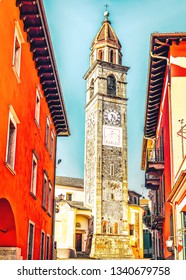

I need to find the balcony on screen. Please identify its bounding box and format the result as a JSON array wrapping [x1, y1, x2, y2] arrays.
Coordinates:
[[143, 215, 152, 228], [151, 216, 164, 230], [151, 203, 165, 230], [146, 148, 164, 175], [145, 174, 160, 190]]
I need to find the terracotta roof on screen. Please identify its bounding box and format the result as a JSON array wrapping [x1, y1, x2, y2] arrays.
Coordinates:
[[144, 33, 186, 138], [128, 190, 142, 197], [91, 16, 121, 50], [16, 0, 70, 136], [56, 176, 84, 188], [67, 201, 91, 210]]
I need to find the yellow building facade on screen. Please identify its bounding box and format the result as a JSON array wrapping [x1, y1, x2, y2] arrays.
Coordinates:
[[128, 191, 144, 258], [54, 177, 91, 259]]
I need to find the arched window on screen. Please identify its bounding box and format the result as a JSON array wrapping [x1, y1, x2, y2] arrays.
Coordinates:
[[114, 223, 118, 234], [107, 75, 116, 96], [90, 79, 94, 99], [102, 221, 107, 233], [98, 50, 103, 60], [119, 55, 122, 65], [110, 50, 113, 63]]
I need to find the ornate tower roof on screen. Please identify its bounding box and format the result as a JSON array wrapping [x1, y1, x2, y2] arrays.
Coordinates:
[[90, 10, 123, 66]]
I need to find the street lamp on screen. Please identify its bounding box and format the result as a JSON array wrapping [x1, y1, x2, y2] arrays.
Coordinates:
[[165, 236, 174, 253], [166, 233, 184, 259]]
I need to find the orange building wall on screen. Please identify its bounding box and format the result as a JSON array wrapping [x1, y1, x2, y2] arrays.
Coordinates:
[[0, 0, 56, 259], [159, 86, 172, 259]]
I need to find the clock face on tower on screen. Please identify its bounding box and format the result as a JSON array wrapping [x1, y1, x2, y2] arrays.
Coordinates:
[[104, 109, 121, 125]]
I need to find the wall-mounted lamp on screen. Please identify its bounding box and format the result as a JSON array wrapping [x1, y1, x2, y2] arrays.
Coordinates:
[[166, 234, 184, 257], [165, 236, 174, 253]]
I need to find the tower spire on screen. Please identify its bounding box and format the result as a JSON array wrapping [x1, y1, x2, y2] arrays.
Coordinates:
[[90, 9, 122, 66]]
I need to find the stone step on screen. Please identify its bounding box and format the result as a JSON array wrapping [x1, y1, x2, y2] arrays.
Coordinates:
[[77, 252, 90, 258], [0, 247, 22, 260]]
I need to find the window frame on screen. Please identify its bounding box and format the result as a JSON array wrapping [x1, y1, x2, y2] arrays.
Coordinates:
[[40, 230, 45, 260], [27, 221, 35, 260], [30, 151, 39, 197], [48, 181, 52, 215], [50, 130, 55, 160], [5, 106, 20, 173], [42, 172, 48, 210], [45, 116, 50, 150], [66, 193, 72, 201], [45, 234, 50, 260], [35, 86, 41, 127], [129, 224, 134, 236], [12, 21, 24, 82], [107, 75, 116, 96]]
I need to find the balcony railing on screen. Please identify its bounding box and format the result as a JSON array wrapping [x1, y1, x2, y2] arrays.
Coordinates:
[[147, 148, 164, 162], [143, 215, 152, 228], [146, 148, 164, 175], [145, 174, 160, 190]]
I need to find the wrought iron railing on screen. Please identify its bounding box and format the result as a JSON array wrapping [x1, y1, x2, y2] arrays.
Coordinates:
[[147, 148, 164, 162], [146, 174, 160, 181]]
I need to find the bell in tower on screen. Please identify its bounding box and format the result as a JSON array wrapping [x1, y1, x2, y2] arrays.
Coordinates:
[[84, 9, 133, 259]]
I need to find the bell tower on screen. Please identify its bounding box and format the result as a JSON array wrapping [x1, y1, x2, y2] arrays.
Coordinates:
[[84, 10, 133, 259]]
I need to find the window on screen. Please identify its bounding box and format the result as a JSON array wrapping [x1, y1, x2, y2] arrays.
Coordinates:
[[110, 50, 113, 63], [129, 224, 134, 236], [114, 222, 118, 234], [48, 182, 52, 215], [35, 87, 41, 126], [50, 131, 55, 159], [119, 54, 122, 65], [12, 21, 24, 81], [109, 226, 113, 234], [98, 49, 103, 60], [42, 172, 48, 210], [110, 164, 115, 176], [89, 79, 94, 99], [27, 221, 35, 260], [46, 235, 50, 260], [133, 196, 138, 205], [30, 152, 38, 196], [107, 75, 116, 96], [102, 221, 107, 233], [181, 212, 186, 259], [66, 193, 72, 201], [40, 231, 45, 260], [5, 106, 20, 172], [45, 117, 50, 150]]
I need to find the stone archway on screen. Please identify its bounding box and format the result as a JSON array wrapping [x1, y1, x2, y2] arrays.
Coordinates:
[[0, 198, 21, 259]]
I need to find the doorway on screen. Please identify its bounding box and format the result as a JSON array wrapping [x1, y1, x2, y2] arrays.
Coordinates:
[[76, 233, 82, 251], [0, 198, 16, 247]]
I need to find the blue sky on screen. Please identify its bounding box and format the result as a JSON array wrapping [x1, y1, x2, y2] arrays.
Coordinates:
[[43, 0, 186, 195]]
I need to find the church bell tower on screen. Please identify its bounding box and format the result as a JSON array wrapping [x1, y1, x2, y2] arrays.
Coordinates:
[[84, 10, 133, 259]]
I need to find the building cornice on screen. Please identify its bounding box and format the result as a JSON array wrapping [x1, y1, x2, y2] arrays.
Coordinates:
[[84, 60, 129, 80], [144, 32, 186, 139], [16, 0, 70, 136]]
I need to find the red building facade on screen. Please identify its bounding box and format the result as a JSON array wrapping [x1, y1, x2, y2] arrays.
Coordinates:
[[141, 33, 186, 259], [0, 0, 70, 260]]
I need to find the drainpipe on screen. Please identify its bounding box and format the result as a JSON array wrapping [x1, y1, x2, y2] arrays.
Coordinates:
[[169, 201, 177, 260], [150, 52, 174, 189]]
